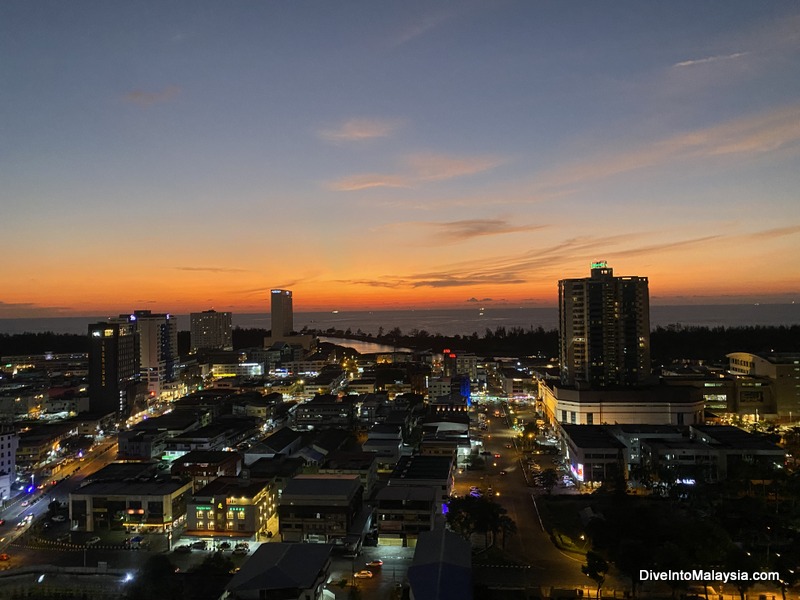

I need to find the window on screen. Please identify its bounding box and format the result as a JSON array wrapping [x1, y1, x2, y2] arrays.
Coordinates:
[[237, 511, 245, 520], [226, 511, 233, 520], [196, 511, 204, 520], [586, 413, 594, 425]]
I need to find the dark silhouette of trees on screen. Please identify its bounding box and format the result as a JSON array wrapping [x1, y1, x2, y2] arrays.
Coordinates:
[[582, 550, 609, 598]]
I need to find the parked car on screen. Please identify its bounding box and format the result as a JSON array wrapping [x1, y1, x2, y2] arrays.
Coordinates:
[[174, 545, 192, 553], [86, 536, 101, 546], [354, 570, 374, 579], [233, 547, 250, 555], [51, 515, 66, 522], [191, 541, 207, 550]]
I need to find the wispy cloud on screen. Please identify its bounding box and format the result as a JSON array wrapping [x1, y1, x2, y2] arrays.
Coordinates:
[[335, 224, 794, 292], [673, 52, 749, 68], [174, 266, 249, 274], [425, 219, 546, 242], [328, 174, 413, 192], [328, 152, 503, 191], [536, 104, 800, 190], [123, 85, 181, 107], [318, 118, 401, 143], [0, 301, 72, 315]]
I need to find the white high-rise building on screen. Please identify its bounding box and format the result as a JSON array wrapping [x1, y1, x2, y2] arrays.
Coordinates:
[[127, 311, 178, 398]]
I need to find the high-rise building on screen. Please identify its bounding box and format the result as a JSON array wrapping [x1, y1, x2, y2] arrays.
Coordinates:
[[88, 320, 139, 415], [126, 311, 178, 398], [190, 310, 233, 352], [271, 289, 293, 337], [559, 261, 651, 388]]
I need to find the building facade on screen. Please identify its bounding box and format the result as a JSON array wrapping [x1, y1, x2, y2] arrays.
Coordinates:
[[271, 289, 293, 337], [190, 310, 233, 353], [88, 320, 139, 415], [559, 261, 650, 388]]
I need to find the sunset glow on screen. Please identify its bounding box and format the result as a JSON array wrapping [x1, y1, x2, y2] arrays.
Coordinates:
[[2, 2, 799, 318]]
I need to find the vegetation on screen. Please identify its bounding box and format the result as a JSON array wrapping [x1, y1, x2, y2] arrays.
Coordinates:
[[446, 495, 517, 549]]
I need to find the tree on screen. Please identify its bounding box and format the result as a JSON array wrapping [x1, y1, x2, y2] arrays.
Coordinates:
[[540, 468, 559, 494], [446, 495, 517, 549], [582, 551, 609, 599], [189, 551, 234, 576], [125, 555, 182, 600], [724, 547, 760, 600]]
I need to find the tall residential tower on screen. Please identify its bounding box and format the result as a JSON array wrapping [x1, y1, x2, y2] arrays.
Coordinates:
[[271, 289, 293, 337], [559, 261, 651, 388], [190, 310, 233, 352]]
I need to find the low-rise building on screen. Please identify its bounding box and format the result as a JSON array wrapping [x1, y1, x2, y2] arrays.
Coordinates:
[[69, 477, 193, 533], [375, 485, 437, 547], [186, 476, 275, 539], [223, 542, 332, 600], [170, 450, 242, 490], [278, 474, 363, 544]]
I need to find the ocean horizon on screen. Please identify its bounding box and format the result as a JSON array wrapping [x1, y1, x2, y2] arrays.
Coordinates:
[[0, 304, 798, 337]]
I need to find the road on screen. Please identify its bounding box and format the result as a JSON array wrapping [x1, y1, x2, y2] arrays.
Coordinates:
[[464, 404, 587, 586]]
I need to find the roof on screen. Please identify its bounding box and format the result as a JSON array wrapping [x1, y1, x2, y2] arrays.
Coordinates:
[[282, 475, 361, 499], [408, 525, 472, 600], [390, 455, 453, 482], [86, 462, 159, 482], [561, 425, 626, 450], [72, 478, 191, 497], [376, 485, 436, 502], [193, 476, 269, 498], [246, 456, 305, 478], [172, 450, 240, 466], [254, 427, 303, 453], [226, 543, 333, 593], [691, 425, 784, 451]]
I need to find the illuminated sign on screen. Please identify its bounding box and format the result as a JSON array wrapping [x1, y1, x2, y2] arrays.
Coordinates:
[[570, 463, 584, 482], [591, 261, 607, 269]]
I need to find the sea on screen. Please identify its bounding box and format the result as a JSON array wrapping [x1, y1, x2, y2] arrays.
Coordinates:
[[0, 305, 798, 337]]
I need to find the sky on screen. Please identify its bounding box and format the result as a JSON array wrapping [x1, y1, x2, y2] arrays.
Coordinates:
[[2, 1, 799, 317]]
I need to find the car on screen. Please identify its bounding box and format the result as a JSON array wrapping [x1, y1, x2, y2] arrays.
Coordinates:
[[0, 554, 9, 561], [191, 541, 207, 550], [500, 470, 508, 476], [233, 547, 250, 555], [219, 542, 231, 550], [0, 519, 5, 526], [174, 545, 192, 553], [20, 500, 29, 507], [504, 444, 513, 449], [51, 515, 66, 522], [354, 570, 374, 579], [86, 536, 101, 546], [366, 560, 383, 567], [494, 453, 501, 458]]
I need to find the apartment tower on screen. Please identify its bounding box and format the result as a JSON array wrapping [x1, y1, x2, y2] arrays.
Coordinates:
[[559, 261, 651, 388], [271, 289, 293, 337], [88, 320, 139, 415], [190, 310, 233, 352]]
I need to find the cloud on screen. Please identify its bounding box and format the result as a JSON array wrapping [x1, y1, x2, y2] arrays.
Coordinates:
[[318, 118, 401, 142], [174, 266, 249, 274], [328, 152, 503, 191], [536, 104, 800, 190], [466, 297, 494, 303], [743, 224, 800, 240], [428, 219, 546, 242], [123, 85, 181, 107], [404, 153, 504, 182], [328, 174, 413, 192], [673, 52, 749, 68], [334, 227, 781, 292], [0, 301, 72, 315]]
